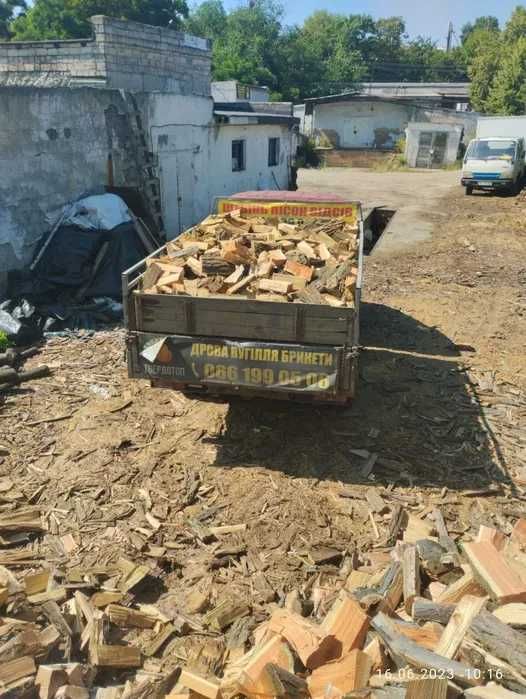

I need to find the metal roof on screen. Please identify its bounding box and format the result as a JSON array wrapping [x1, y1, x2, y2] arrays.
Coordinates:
[[304, 82, 470, 105]]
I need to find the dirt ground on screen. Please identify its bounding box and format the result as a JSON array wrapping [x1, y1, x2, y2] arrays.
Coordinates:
[[1, 170, 526, 690]]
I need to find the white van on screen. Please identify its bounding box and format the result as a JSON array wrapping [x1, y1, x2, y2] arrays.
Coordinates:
[[461, 137, 525, 195]]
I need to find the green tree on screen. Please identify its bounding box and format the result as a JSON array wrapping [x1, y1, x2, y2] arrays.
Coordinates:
[[503, 5, 526, 43], [10, 0, 189, 40], [0, 0, 25, 38], [487, 35, 526, 114], [461, 16, 499, 44]]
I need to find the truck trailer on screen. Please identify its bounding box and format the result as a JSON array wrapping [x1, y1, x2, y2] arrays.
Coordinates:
[[123, 192, 364, 404]]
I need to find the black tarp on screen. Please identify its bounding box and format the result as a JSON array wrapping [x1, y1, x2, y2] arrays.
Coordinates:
[[34, 221, 148, 298]]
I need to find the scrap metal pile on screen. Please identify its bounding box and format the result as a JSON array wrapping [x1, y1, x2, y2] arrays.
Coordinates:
[[140, 211, 359, 307]]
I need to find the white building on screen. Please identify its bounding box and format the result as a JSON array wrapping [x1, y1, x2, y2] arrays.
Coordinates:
[[211, 80, 270, 102], [0, 17, 297, 289], [295, 84, 474, 151], [151, 95, 296, 233]]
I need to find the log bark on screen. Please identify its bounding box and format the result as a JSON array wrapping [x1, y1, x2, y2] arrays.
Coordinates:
[[0, 365, 50, 388], [412, 597, 455, 626], [371, 612, 480, 687], [467, 609, 526, 675]]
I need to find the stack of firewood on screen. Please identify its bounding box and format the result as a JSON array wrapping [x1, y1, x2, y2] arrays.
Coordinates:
[[140, 211, 359, 307]]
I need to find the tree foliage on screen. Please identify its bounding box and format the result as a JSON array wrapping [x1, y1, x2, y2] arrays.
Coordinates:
[[0, 0, 25, 38], [466, 6, 526, 114], [10, 0, 188, 40]]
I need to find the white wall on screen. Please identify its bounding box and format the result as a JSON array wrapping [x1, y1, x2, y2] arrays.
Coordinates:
[[405, 123, 462, 167], [149, 93, 292, 238], [313, 100, 413, 148]]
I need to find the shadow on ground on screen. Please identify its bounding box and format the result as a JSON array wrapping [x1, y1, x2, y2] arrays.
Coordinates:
[[212, 302, 511, 491]]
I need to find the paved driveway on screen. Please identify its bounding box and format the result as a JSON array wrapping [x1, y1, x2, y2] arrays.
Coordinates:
[[298, 167, 460, 254]]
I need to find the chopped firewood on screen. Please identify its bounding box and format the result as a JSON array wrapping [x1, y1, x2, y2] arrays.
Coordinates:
[[317, 243, 333, 262], [307, 649, 373, 696], [265, 608, 339, 670], [0, 655, 37, 686], [256, 293, 287, 302], [28, 587, 67, 605], [403, 515, 435, 543], [157, 269, 185, 287], [321, 294, 345, 307], [296, 285, 328, 305], [255, 260, 273, 278], [24, 570, 50, 596], [35, 665, 69, 699], [284, 259, 314, 281], [371, 612, 479, 687], [493, 602, 526, 628], [268, 249, 288, 268], [364, 637, 387, 673], [406, 678, 448, 699], [365, 489, 387, 514], [297, 240, 317, 260], [0, 507, 43, 533], [273, 272, 307, 290], [90, 642, 141, 668], [185, 587, 210, 614], [435, 595, 487, 659], [412, 598, 455, 626], [221, 240, 253, 265], [223, 266, 245, 286], [117, 558, 150, 593], [220, 635, 294, 699], [90, 591, 123, 608], [416, 539, 454, 578], [39, 625, 61, 652], [477, 526, 506, 551], [438, 568, 486, 605], [185, 257, 206, 277], [320, 591, 369, 655], [467, 609, 526, 676], [107, 604, 157, 629], [463, 541, 526, 604], [403, 546, 421, 614], [204, 599, 250, 631], [355, 561, 403, 614], [0, 586, 8, 606], [178, 670, 221, 699], [393, 620, 442, 650], [258, 278, 292, 295], [464, 685, 525, 698], [345, 571, 372, 592], [226, 274, 256, 296], [143, 623, 176, 657], [260, 663, 309, 697], [55, 686, 89, 699], [512, 519, 526, 548], [277, 223, 298, 236]]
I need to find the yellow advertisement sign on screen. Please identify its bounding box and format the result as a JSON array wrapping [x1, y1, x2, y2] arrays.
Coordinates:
[[217, 198, 360, 226]]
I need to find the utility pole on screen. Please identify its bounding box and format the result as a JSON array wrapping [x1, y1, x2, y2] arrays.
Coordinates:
[[446, 22, 454, 52]]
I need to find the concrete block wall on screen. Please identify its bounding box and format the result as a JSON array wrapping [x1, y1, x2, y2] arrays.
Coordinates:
[[0, 86, 144, 280], [0, 16, 211, 94]]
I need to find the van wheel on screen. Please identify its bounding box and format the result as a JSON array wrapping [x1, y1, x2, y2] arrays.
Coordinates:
[[465, 185, 473, 196]]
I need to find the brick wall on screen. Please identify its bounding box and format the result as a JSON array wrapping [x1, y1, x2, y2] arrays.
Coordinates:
[[0, 15, 211, 95]]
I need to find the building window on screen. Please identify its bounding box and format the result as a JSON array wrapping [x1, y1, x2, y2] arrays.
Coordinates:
[[268, 137, 280, 166], [236, 84, 249, 99], [232, 140, 246, 171]]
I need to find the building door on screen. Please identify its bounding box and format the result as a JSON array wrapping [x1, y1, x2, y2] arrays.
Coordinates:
[[343, 117, 370, 148], [416, 131, 449, 168], [158, 149, 197, 236]]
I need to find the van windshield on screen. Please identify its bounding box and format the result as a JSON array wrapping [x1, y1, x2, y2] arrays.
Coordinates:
[[466, 139, 517, 161]]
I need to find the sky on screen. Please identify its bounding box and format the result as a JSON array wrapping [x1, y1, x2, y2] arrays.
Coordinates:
[[224, 0, 522, 47]]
